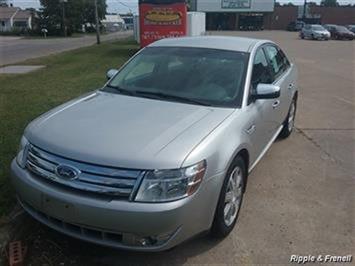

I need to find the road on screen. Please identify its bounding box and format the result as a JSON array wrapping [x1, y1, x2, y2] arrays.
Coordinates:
[[7, 31, 355, 265], [0, 31, 133, 66]]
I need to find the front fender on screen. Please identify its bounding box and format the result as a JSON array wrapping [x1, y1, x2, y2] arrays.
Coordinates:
[[182, 111, 253, 179]]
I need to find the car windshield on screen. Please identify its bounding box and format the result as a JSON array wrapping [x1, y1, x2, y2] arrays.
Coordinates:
[[337, 26, 349, 32], [105, 47, 249, 108], [312, 25, 325, 31]]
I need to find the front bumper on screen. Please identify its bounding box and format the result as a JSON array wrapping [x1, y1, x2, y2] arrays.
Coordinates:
[[11, 160, 223, 251], [314, 34, 330, 40]]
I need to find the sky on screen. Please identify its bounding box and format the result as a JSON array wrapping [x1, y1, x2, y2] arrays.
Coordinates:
[[6, 0, 355, 14]]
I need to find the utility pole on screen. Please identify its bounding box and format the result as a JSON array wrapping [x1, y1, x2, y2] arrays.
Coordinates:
[[303, 0, 307, 20], [117, 1, 133, 14], [95, 0, 101, 44], [61, 0, 68, 37]]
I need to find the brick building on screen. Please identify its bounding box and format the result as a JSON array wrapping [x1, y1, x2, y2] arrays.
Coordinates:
[[265, 6, 355, 30], [190, 0, 355, 31]]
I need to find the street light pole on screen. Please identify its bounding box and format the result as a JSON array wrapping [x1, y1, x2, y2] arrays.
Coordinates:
[[94, 0, 101, 44]]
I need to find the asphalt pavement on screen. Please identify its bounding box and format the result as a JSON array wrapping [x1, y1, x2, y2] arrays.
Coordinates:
[[4, 31, 355, 265], [0, 31, 133, 66]]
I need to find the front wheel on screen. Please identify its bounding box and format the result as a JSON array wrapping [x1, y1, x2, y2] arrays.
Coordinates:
[[279, 97, 297, 139], [211, 156, 246, 238]]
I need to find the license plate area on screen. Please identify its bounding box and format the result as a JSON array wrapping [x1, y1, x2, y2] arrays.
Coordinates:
[[41, 194, 76, 221]]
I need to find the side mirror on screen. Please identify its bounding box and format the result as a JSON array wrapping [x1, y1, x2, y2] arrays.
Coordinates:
[[252, 84, 280, 100], [106, 69, 119, 80]]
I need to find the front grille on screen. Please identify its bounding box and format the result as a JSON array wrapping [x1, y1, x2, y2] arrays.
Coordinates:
[[26, 144, 144, 199]]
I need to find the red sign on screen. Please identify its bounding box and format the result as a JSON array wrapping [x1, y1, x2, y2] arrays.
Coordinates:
[[139, 0, 187, 47]]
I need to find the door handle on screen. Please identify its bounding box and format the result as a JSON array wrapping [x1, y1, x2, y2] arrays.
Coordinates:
[[272, 100, 280, 109], [245, 124, 256, 135]]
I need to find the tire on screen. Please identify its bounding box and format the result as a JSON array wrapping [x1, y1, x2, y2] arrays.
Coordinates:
[[210, 156, 246, 238], [279, 97, 297, 139], [300, 33, 304, 39]]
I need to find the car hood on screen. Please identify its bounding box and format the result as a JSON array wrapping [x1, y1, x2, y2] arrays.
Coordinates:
[[314, 30, 329, 34], [26, 91, 235, 169], [338, 30, 353, 35]]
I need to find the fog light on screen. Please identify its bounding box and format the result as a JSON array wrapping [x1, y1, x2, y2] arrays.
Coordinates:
[[138, 237, 155, 246], [125, 229, 177, 247], [138, 238, 148, 246]]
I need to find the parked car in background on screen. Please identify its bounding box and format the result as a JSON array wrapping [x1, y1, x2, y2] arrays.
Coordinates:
[[346, 25, 355, 34], [324, 25, 355, 40], [11, 36, 298, 251], [323, 24, 337, 32], [300, 24, 330, 40], [287, 21, 305, 31]]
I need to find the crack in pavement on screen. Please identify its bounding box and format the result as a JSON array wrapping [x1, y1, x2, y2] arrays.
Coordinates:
[[295, 128, 336, 163]]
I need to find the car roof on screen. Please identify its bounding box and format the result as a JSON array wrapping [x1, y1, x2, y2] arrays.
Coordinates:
[[148, 36, 270, 53]]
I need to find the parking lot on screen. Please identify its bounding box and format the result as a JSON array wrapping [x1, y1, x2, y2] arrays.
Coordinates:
[[4, 31, 354, 265]]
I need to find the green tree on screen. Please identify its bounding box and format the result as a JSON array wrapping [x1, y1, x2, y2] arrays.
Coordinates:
[[321, 0, 338, 7], [307, 2, 318, 7], [81, 0, 106, 27], [39, 0, 106, 36]]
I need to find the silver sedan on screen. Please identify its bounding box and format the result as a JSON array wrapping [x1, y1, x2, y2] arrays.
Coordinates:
[[12, 36, 298, 251], [300, 24, 331, 40]]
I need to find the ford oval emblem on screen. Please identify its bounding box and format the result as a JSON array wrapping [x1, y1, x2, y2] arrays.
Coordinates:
[[55, 165, 81, 180]]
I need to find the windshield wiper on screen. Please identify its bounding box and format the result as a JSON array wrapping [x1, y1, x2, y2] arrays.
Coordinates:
[[134, 90, 212, 106], [106, 84, 136, 96]]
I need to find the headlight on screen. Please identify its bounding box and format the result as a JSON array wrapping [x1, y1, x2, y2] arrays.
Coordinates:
[[16, 136, 29, 168], [135, 160, 206, 202]]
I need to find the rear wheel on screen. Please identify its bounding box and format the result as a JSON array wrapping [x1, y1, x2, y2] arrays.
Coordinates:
[[279, 97, 297, 139], [211, 156, 246, 238]]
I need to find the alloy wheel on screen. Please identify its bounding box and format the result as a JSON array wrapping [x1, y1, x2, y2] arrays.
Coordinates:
[[224, 166, 243, 226], [288, 101, 296, 132]]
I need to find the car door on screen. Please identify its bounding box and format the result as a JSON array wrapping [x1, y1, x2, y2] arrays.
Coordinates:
[[243, 47, 277, 163], [328, 26, 336, 38], [303, 24, 311, 38], [264, 45, 295, 132]]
